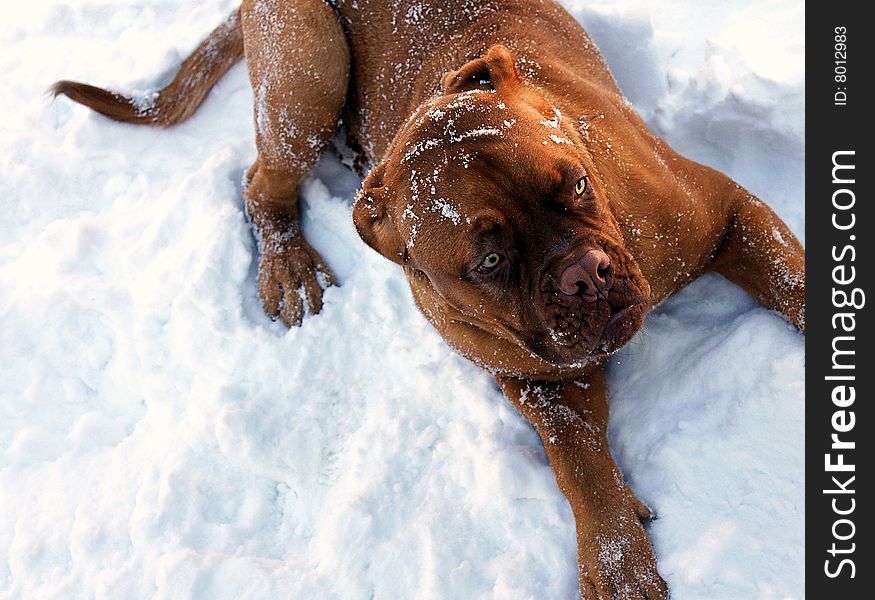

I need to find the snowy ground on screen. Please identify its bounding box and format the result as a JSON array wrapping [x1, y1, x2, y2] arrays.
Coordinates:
[[0, 1, 804, 598]]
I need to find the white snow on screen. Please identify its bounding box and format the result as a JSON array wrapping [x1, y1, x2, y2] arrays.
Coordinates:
[[547, 134, 573, 145], [1, 1, 803, 599]]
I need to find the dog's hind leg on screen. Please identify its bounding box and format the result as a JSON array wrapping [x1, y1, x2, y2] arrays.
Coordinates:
[[240, 0, 350, 326], [709, 185, 805, 331]]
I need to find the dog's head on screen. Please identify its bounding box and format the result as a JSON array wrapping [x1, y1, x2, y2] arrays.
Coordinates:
[[354, 45, 651, 367]]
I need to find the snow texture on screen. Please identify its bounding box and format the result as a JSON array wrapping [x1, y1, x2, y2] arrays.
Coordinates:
[[1, 0, 803, 598]]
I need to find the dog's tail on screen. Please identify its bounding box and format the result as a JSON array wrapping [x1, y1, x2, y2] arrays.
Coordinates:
[[50, 9, 244, 127]]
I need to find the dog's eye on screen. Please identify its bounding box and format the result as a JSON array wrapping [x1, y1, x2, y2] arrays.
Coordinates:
[[575, 176, 588, 195], [476, 252, 503, 274]]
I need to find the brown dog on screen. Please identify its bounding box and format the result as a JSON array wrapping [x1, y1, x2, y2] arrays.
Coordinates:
[[52, 1, 805, 597]]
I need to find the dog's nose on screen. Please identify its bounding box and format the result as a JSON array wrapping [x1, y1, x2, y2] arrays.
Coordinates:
[[558, 249, 613, 297]]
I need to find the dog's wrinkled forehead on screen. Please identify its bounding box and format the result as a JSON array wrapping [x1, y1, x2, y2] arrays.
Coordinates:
[[393, 92, 501, 234], [400, 89, 517, 163], [389, 89, 578, 253], [399, 87, 571, 162]]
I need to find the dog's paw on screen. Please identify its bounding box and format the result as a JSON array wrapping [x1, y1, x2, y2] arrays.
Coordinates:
[[257, 236, 335, 326], [622, 483, 655, 523], [577, 512, 668, 600]]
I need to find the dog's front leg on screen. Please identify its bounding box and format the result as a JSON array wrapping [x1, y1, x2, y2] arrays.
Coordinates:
[[498, 370, 667, 600], [708, 183, 805, 331]]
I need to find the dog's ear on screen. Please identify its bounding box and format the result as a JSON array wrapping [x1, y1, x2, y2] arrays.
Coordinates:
[[441, 44, 521, 94], [353, 162, 408, 265]]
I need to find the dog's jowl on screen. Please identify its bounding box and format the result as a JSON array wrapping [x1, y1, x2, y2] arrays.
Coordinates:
[[52, 1, 805, 598]]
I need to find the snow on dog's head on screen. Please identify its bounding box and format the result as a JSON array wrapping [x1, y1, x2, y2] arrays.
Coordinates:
[[353, 45, 650, 370]]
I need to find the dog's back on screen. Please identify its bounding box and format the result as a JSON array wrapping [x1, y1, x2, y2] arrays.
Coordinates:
[[332, 0, 621, 162]]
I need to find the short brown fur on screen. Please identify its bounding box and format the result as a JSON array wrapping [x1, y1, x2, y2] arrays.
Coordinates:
[[53, 1, 805, 597]]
